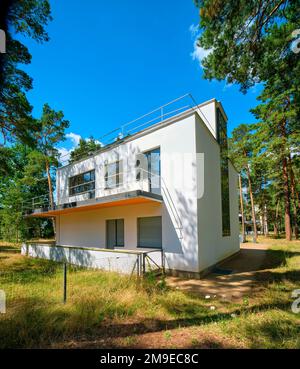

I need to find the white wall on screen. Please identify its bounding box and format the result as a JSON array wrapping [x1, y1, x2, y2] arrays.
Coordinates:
[[195, 114, 239, 272], [56, 114, 200, 273], [53, 100, 238, 275], [21, 243, 152, 275]]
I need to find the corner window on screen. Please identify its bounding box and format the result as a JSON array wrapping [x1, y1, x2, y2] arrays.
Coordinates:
[[69, 170, 95, 197], [217, 108, 231, 236], [105, 160, 122, 189]]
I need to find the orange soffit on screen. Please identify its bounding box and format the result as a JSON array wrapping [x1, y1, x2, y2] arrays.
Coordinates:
[[27, 196, 162, 218]]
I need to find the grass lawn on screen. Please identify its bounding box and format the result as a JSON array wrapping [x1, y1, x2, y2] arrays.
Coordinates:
[[0, 237, 300, 349]]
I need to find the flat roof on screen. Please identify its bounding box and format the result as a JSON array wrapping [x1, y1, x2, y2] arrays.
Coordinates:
[[58, 97, 227, 171]]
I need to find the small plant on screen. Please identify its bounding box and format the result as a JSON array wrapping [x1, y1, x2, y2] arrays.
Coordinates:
[[191, 338, 199, 346], [243, 297, 249, 306], [123, 336, 137, 346], [164, 331, 172, 340]]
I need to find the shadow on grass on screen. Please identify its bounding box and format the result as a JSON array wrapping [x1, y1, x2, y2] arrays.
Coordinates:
[[0, 244, 299, 348], [0, 245, 20, 253], [0, 290, 295, 349], [0, 257, 61, 284]]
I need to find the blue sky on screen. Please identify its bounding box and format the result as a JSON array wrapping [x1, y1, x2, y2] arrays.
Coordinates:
[[21, 0, 261, 156]]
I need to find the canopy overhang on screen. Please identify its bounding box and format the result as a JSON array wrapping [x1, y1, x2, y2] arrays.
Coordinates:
[[26, 190, 163, 218]]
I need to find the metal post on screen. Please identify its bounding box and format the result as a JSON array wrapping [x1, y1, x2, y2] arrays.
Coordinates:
[[161, 249, 165, 274], [136, 254, 140, 279], [142, 253, 146, 276], [63, 263, 67, 303]]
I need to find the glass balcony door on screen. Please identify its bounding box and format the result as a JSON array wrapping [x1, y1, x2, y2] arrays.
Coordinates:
[[144, 148, 161, 195]]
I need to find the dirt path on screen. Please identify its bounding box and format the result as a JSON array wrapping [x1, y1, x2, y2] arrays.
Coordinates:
[[167, 243, 275, 301]]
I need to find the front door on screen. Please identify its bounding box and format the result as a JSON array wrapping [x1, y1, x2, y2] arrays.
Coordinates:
[[106, 219, 124, 249]]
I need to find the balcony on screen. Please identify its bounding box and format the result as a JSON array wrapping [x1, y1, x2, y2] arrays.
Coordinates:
[[23, 169, 163, 217]]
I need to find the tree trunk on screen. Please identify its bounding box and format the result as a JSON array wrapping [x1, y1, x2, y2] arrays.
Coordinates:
[[288, 157, 299, 239], [239, 174, 246, 242], [264, 204, 269, 236], [279, 116, 292, 241], [246, 164, 257, 243], [274, 200, 280, 238], [261, 212, 265, 235], [45, 160, 56, 235], [282, 156, 292, 240]]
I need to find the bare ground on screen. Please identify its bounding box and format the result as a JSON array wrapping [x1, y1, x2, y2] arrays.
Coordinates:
[[167, 243, 276, 301]]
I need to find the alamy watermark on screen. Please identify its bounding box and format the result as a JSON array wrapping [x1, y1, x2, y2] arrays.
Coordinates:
[[290, 29, 300, 54], [291, 289, 300, 314], [0, 290, 6, 314], [0, 29, 6, 53]]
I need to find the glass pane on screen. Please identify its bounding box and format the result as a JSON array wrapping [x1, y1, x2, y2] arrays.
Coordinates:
[[69, 170, 95, 196], [106, 220, 116, 249], [83, 172, 91, 182], [116, 219, 124, 246], [217, 108, 230, 236], [105, 162, 118, 188], [144, 148, 161, 194]]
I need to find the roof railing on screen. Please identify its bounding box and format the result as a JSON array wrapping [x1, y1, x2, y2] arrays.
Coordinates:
[[57, 93, 213, 167]]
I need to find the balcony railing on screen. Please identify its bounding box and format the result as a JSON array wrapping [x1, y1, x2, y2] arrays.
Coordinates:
[[22, 168, 183, 241], [22, 169, 161, 215]]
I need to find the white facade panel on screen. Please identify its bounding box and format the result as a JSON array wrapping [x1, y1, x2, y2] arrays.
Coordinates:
[[195, 114, 239, 272]]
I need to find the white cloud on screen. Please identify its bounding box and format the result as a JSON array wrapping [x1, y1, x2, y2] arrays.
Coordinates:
[[189, 24, 212, 67], [57, 132, 82, 165], [57, 132, 103, 165], [86, 137, 102, 145], [189, 24, 199, 38], [222, 82, 234, 91], [57, 147, 73, 165], [66, 132, 81, 146]]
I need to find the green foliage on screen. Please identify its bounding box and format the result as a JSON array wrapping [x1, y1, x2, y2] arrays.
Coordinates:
[[195, 1, 300, 238], [194, 0, 300, 92], [35, 103, 70, 164], [69, 137, 102, 163], [0, 144, 54, 242], [0, 0, 52, 146]]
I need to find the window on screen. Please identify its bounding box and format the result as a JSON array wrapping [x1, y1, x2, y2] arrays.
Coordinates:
[[105, 160, 122, 189], [137, 216, 162, 249], [106, 219, 124, 248], [136, 148, 160, 194], [217, 108, 231, 236], [69, 170, 95, 197]]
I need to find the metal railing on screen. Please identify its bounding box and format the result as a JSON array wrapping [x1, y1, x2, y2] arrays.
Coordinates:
[[57, 93, 214, 167], [22, 168, 183, 239], [22, 168, 160, 214]]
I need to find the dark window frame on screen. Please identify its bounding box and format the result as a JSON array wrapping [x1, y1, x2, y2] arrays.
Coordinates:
[[143, 147, 161, 194], [106, 218, 125, 248], [69, 170, 95, 197], [137, 216, 162, 249], [217, 108, 231, 237]]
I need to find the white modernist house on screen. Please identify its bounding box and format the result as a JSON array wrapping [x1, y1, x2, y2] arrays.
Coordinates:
[[23, 98, 239, 277]]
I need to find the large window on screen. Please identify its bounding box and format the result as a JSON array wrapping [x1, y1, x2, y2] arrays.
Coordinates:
[[106, 219, 124, 248], [136, 148, 161, 194], [217, 108, 231, 236], [69, 170, 95, 197], [137, 216, 162, 249], [104, 160, 122, 189]]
